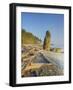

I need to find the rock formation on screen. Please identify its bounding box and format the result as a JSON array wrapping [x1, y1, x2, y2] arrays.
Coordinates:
[[43, 31, 51, 51]]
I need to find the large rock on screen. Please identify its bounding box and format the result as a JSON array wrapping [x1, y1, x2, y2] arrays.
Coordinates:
[[43, 31, 51, 51]]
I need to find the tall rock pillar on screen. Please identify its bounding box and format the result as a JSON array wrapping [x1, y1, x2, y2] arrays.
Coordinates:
[[43, 31, 51, 51]]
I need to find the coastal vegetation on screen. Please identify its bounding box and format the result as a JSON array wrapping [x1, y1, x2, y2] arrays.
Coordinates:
[[22, 29, 41, 45]]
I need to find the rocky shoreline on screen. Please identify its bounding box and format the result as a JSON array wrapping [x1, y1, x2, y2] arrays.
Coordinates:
[[21, 44, 64, 77]]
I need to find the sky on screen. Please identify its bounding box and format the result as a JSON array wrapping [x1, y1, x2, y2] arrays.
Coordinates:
[[21, 12, 64, 48]]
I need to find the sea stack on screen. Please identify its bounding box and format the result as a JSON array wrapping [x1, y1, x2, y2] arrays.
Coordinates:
[[43, 31, 51, 51]]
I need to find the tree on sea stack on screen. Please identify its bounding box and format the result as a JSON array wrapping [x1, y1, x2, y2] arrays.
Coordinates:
[[43, 31, 51, 51]]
